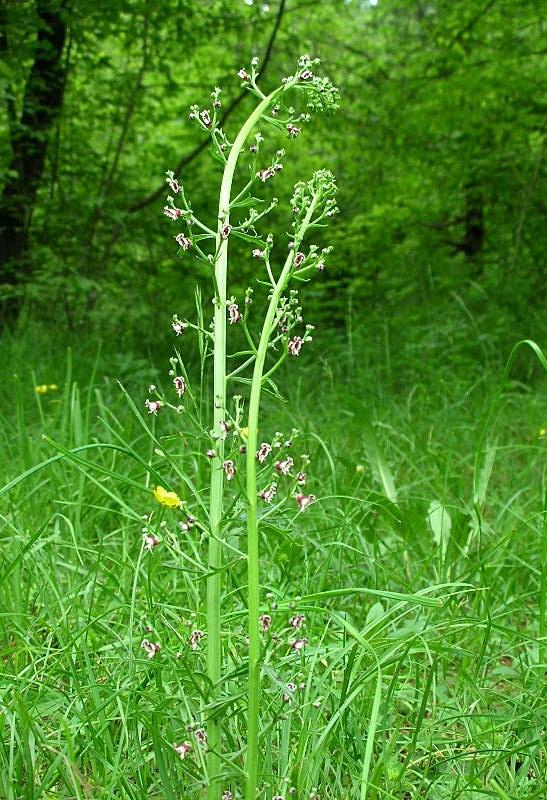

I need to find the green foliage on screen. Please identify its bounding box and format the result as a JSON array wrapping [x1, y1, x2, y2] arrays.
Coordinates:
[[1, 0, 545, 335], [0, 319, 546, 797]]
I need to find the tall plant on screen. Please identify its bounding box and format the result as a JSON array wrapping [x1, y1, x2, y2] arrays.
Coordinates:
[[148, 55, 339, 799]]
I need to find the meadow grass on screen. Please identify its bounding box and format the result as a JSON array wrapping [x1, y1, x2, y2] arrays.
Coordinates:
[[0, 308, 546, 799]]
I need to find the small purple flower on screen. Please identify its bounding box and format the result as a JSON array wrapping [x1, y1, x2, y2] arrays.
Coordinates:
[[172, 320, 186, 335], [289, 613, 305, 630], [259, 614, 272, 632], [194, 728, 207, 746], [179, 515, 195, 533], [219, 420, 230, 438], [283, 682, 297, 702], [206, 448, 216, 459], [145, 399, 161, 415], [287, 124, 301, 138], [228, 303, 242, 324], [259, 483, 277, 504], [223, 459, 236, 481], [291, 637, 308, 651], [175, 233, 191, 250], [164, 206, 183, 220], [142, 532, 160, 551], [199, 109, 211, 128], [300, 69, 313, 80], [173, 741, 192, 759], [166, 176, 180, 193], [257, 167, 275, 182], [141, 639, 161, 658], [173, 376, 186, 397], [221, 224, 232, 240], [275, 457, 294, 475], [293, 251, 305, 267], [237, 68, 250, 81], [252, 248, 264, 259], [295, 493, 316, 512], [296, 471, 307, 485], [288, 336, 304, 356], [189, 629, 204, 651], [256, 442, 272, 463]]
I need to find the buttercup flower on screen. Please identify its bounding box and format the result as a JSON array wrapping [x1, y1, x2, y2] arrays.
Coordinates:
[[141, 639, 161, 658], [173, 741, 192, 759], [154, 485, 182, 508], [295, 493, 315, 511]]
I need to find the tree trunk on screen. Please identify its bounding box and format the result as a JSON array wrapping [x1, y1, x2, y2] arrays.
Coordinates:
[[0, 0, 67, 329]]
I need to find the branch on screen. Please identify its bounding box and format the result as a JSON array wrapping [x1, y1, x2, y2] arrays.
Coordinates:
[[125, 0, 287, 215]]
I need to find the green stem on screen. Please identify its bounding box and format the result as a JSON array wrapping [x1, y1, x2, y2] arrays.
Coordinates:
[[245, 194, 319, 800], [206, 87, 281, 799]]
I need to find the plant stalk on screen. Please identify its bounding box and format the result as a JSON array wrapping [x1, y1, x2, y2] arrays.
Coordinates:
[[245, 194, 319, 800], [206, 87, 280, 799]]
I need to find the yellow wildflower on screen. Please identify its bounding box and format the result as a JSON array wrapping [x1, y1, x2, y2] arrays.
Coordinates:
[[240, 427, 249, 439], [35, 384, 59, 394], [153, 485, 182, 508], [539, 427, 546, 439]]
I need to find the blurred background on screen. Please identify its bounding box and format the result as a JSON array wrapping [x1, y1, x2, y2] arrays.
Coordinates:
[[0, 0, 545, 375]]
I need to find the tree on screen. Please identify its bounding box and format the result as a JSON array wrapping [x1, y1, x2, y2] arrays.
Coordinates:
[[0, 0, 67, 328]]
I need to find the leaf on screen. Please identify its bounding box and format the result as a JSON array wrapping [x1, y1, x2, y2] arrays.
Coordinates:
[[427, 500, 452, 560]]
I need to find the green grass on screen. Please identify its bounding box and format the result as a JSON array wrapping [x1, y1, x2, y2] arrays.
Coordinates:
[[1, 308, 546, 799]]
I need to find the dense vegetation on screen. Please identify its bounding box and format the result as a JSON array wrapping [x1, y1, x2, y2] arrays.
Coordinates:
[[1, 1, 546, 798]]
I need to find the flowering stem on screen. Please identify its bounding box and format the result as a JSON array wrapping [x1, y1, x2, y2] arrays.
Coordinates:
[[206, 87, 281, 799], [244, 194, 319, 800]]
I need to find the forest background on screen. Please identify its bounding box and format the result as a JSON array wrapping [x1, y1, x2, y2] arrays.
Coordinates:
[[1, 0, 545, 358]]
